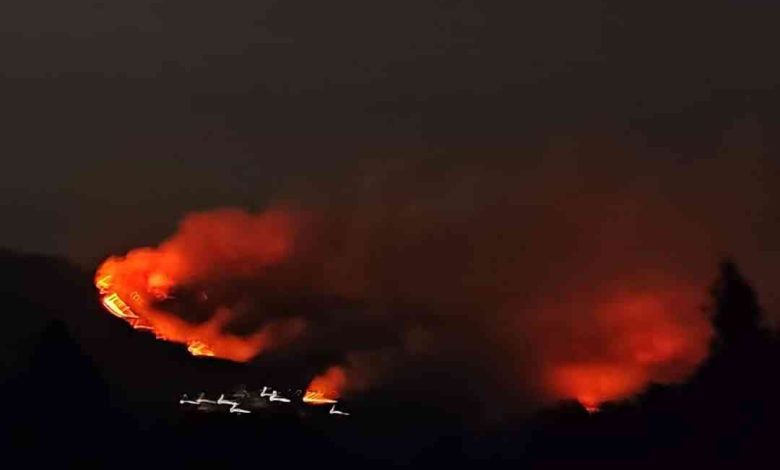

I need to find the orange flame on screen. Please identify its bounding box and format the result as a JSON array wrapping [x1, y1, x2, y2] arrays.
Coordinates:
[[304, 366, 347, 404], [94, 208, 302, 362], [187, 341, 215, 357]]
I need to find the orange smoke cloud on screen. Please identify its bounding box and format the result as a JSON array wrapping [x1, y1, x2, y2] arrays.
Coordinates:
[[94, 207, 304, 362], [94, 174, 717, 413], [99, 207, 296, 286], [527, 284, 712, 410]]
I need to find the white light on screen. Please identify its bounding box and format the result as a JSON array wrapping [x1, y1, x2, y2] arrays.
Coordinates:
[[217, 394, 238, 406], [329, 405, 350, 416], [269, 392, 291, 403]]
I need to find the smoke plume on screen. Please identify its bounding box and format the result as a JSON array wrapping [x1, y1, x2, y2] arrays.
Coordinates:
[[95, 201, 713, 409], [93, 128, 780, 411]]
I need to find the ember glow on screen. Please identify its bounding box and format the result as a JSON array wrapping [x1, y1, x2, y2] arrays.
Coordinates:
[[94, 208, 302, 362]]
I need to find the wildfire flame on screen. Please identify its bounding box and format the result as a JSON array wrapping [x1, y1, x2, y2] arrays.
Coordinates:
[[187, 341, 216, 357], [302, 391, 338, 405], [304, 366, 347, 405], [94, 208, 301, 362]]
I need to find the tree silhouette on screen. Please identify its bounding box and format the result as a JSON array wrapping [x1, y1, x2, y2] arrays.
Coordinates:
[[695, 260, 778, 460], [709, 260, 766, 353]]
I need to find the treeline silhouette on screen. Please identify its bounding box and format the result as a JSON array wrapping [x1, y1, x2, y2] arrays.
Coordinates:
[[1, 251, 778, 466], [510, 260, 780, 463]]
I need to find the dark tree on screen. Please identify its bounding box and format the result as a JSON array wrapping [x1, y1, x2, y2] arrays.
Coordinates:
[[709, 260, 766, 352]]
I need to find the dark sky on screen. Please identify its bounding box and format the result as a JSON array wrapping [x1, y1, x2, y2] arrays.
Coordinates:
[[3, 1, 780, 311]]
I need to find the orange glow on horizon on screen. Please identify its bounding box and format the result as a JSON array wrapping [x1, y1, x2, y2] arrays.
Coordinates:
[[539, 287, 711, 410], [550, 363, 643, 412]]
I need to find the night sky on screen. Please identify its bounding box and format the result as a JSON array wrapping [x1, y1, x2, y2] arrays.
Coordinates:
[[3, 0, 780, 313]]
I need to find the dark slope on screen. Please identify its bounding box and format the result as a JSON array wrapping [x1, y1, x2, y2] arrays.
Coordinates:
[[3, 251, 780, 466]]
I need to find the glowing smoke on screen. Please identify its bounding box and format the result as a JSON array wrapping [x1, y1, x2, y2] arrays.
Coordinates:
[[95, 208, 306, 361], [95, 142, 743, 411]]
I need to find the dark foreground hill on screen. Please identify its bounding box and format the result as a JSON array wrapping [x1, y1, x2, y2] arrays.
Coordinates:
[[1, 250, 779, 466]]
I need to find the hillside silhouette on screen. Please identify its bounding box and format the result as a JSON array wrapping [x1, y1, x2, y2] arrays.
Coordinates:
[[1, 250, 778, 465]]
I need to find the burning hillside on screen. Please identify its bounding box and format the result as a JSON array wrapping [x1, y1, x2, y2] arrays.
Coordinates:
[[94, 208, 304, 362], [95, 203, 713, 411]]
